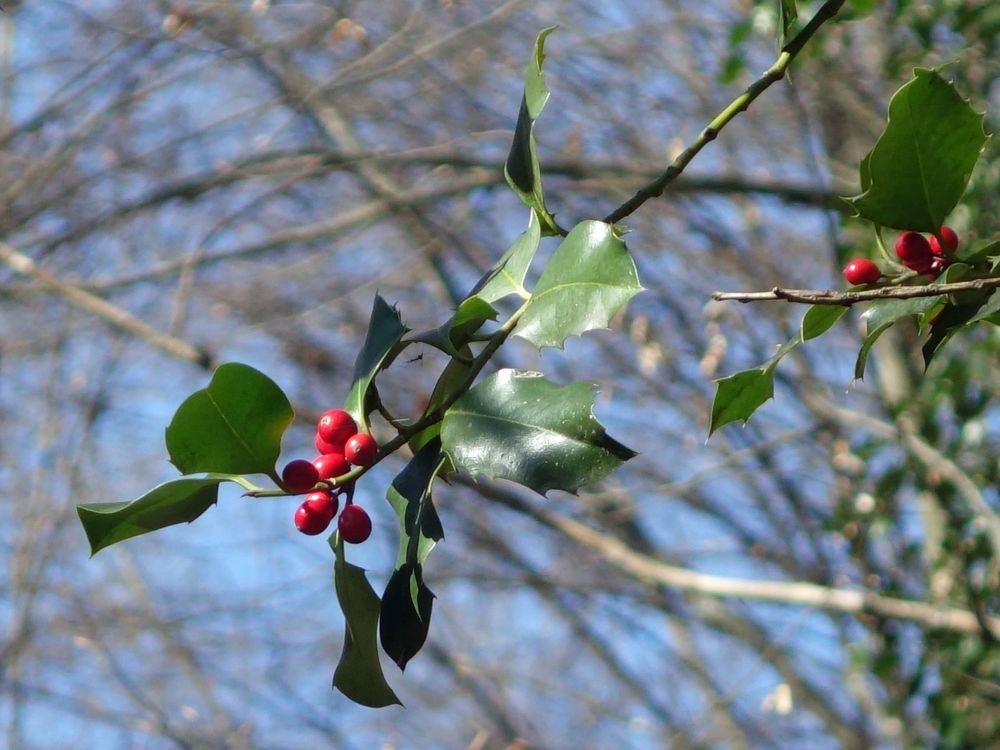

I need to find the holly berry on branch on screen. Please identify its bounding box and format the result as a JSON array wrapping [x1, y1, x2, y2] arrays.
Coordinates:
[[842, 258, 881, 285], [338, 503, 372, 544], [280, 407, 381, 540], [930, 226, 959, 256]]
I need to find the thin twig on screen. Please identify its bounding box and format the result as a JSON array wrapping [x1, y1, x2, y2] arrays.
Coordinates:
[[0, 242, 214, 369], [603, 0, 847, 224], [713, 277, 1000, 305]]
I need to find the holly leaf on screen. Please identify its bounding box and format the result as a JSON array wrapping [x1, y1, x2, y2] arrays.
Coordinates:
[[408, 297, 497, 358], [504, 26, 562, 236], [381, 442, 445, 670], [385, 440, 445, 571], [440, 369, 636, 495], [801, 304, 849, 341], [344, 294, 408, 428], [854, 295, 944, 380], [77, 475, 241, 555], [710, 366, 775, 434], [848, 68, 988, 231], [165, 363, 293, 476], [380, 564, 435, 672], [921, 299, 989, 368], [470, 211, 540, 304], [332, 546, 401, 708], [710, 304, 844, 434], [514, 220, 643, 349], [778, 0, 798, 49]]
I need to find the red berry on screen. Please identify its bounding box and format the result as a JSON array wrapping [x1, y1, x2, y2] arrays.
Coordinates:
[[313, 452, 350, 481], [929, 226, 959, 255], [304, 489, 339, 520], [843, 258, 880, 285], [315, 433, 341, 455], [895, 231, 934, 272], [294, 497, 334, 535], [338, 504, 372, 544], [926, 256, 949, 280], [282, 459, 320, 493], [317, 409, 357, 450], [344, 432, 377, 467]]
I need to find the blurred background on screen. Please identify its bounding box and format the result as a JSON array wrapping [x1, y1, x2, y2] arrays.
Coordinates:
[[1, 1, 999, 748]]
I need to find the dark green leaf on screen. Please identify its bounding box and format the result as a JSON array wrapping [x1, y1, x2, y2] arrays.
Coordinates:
[[441, 369, 636, 495], [922, 300, 987, 368], [709, 366, 775, 435], [470, 212, 540, 304], [848, 69, 987, 231], [380, 563, 434, 671], [957, 239, 1000, 267], [78, 475, 237, 554], [514, 220, 643, 349], [504, 27, 561, 236], [801, 304, 849, 341], [332, 547, 401, 708], [344, 294, 408, 427], [864, 294, 945, 332], [409, 297, 497, 358], [385, 440, 445, 570], [165, 363, 293, 476], [968, 290, 1000, 325], [854, 295, 944, 380]]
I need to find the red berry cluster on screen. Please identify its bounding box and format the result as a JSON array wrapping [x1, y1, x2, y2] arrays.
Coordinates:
[[280, 408, 378, 543], [842, 226, 959, 285]]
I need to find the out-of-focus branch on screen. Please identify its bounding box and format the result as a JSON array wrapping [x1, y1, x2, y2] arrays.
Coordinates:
[[713, 277, 1000, 305], [473, 479, 1000, 638], [0, 242, 213, 369]]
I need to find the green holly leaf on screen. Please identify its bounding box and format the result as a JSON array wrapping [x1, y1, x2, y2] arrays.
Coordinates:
[[504, 27, 562, 236], [921, 299, 989, 368], [470, 211, 540, 304], [801, 304, 849, 341], [440, 369, 636, 495], [77, 475, 243, 555], [710, 366, 776, 434], [710, 304, 844, 434], [165, 363, 293, 476], [848, 69, 988, 231], [514, 220, 643, 349], [778, 0, 798, 49], [344, 294, 408, 428], [854, 295, 944, 380], [381, 442, 445, 671], [332, 545, 401, 708]]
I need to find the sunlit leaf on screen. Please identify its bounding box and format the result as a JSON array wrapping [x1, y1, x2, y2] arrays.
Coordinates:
[[470, 212, 540, 304], [78, 475, 241, 554], [854, 295, 944, 380], [504, 27, 562, 235], [514, 220, 643, 349], [849, 69, 988, 231], [778, 0, 797, 49], [165, 363, 293, 476], [441, 369, 636, 495], [801, 304, 849, 341], [710, 366, 775, 434]]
